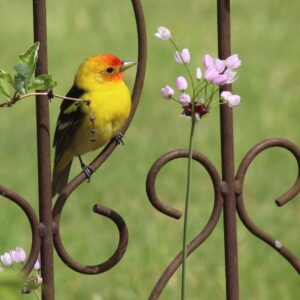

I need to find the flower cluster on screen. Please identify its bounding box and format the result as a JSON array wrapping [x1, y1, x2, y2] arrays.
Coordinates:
[[0, 247, 42, 294], [155, 26, 241, 119]]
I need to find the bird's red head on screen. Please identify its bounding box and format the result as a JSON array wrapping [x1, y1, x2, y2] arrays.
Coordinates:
[[82, 53, 136, 83], [75, 53, 136, 88]]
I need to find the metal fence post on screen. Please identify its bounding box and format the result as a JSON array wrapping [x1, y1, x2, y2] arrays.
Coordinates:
[[217, 0, 240, 299], [146, 0, 300, 299], [33, 0, 55, 299]]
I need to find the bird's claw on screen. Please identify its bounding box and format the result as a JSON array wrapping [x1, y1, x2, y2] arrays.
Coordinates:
[[79, 156, 94, 182], [115, 133, 124, 145], [82, 165, 94, 182]]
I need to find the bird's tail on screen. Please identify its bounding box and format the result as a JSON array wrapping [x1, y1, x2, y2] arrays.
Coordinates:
[[52, 160, 73, 198]]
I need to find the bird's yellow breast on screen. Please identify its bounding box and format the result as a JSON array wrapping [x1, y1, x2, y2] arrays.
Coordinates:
[[71, 80, 131, 155]]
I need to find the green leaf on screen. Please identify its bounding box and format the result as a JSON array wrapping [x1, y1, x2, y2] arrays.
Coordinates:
[[19, 42, 40, 73], [0, 70, 13, 84], [15, 42, 40, 83], [0, 79, 11, 99], [13, 75, 26, 94], [28, 74, 57, 91], [13, 63, 31, 79]]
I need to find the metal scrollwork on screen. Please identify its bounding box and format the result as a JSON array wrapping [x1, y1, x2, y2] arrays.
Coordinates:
[[146, 149, 223, 299], [236, 138, 300, 274], [52, 0, 147, 274]]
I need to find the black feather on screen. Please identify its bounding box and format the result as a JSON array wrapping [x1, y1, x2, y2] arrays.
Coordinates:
[[52, 84, 86, 196]]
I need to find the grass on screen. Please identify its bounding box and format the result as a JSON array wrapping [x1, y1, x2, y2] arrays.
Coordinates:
[[0, 0, 300, 299]]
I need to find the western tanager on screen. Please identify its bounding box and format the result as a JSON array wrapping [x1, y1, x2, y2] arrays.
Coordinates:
[[52, 54, 136, 196]]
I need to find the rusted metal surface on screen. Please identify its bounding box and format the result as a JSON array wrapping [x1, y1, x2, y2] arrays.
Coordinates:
[[33, 0, 55, 299], [236, 138, 300, 274], [217, 1, 240, 299], [145, 0, 300, 299], [52, 0, 146, 276], [52, 204, 128, 274], [1, 0, 146, 299], [0, 185, 41, 275], [147, 150, 223, 299]]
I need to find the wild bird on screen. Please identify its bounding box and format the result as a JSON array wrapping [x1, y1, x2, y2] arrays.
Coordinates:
[[52, 54, 136, 196]]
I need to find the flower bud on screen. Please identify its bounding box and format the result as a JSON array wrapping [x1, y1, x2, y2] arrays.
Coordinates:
[[196, 67, 202, 80], [221, 91, 241, 107], [10, 247, 26, 263], [174, 48, 190, 64], [179, 93, 191, 105], [1, 252, 13, 266], [202, 54, 214, 69], [154, 26, 172, 41], [175, 76, 188, 91], [161, 85, 174, 99], [34, 258, 41, 271]]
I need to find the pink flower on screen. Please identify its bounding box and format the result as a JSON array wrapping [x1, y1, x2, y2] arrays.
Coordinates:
[[204, 68, 219, 81], [224, 68, 237, 84], [203, 54, 214, 69], [161, 85, 174, 99], [155, 26, 172, 41], [212, 74, 229, 85], [10, 247, 26, 263], [214, 59, 226, 73], [174, 48, 190, 64], [225, 54, 241, 69], [34, 258, 41, 270], [196, 67, 202, 80], [175, 76, 188, 91], [0, 252, 13, 266], [179, 93, 191, 104], [221, 91, 241, 107]]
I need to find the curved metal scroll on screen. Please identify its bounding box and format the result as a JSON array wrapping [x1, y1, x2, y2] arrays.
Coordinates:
[[52, 0, 147, 274], [146, 149, 223, 299], [0, 185, 41, 275], [236, 138, 300, 274]]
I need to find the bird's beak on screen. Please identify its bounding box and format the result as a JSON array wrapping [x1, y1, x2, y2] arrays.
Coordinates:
[[120, 61, 137, 72]]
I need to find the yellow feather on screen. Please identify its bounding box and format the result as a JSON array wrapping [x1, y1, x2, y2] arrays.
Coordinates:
[[52, 53, 134, 196], [71, 81, 131, 155]]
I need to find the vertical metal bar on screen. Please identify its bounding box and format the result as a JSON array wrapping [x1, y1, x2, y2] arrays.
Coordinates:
[[32, 0, 55, 299], [217, 0, 240, 299]]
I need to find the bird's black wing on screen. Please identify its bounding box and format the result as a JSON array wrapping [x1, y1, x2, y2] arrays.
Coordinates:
[[53, 84, 86, 165]]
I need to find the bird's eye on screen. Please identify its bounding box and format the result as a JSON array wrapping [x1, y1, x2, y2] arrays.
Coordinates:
[[106, 67, 114, 74]]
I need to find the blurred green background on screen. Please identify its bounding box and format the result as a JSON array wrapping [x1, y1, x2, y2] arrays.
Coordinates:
[[0, 0, 300, 299]]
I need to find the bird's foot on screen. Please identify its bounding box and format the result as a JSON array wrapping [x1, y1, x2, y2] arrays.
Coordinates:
[[114, 133, 125, 145], [82, 165, 94, 182], [79, 156, 94, 182]]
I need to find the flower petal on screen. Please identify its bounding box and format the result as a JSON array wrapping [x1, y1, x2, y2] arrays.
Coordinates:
[[225, 54, 241, 69], [175, 76, 188, 91], [196, 67, 202, 80], [203, 54, 214, 69], [154, 26, 172, 41], [161, 85, 174, 99], [204, 68, 219, 81], [179, 93, 191, 104], [214, 58, 226, 73]]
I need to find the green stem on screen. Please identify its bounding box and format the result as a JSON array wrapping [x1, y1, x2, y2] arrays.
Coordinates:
[[33, 289, 40, 300], [170, 39, 196, 95], [181, 113, 196, 300]]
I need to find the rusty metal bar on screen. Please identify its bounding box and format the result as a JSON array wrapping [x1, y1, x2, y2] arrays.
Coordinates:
[[147, 150, 223, 299], [32, 0, 55, 299], [217, 0, 240, 299], [52, 0, 147, 276], [235, 138, 300, 274], [0, 185, 41, 275]]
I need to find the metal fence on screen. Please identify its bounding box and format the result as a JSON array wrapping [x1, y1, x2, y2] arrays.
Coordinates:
[[0, 0, 299, 299]]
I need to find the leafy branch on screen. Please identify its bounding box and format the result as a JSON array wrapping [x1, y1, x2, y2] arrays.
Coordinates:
[[0, 43, 92, 109], [0, 43, 57, 107]]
